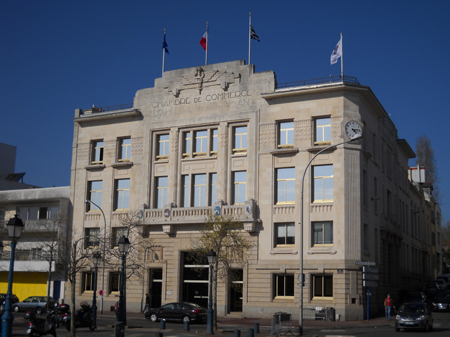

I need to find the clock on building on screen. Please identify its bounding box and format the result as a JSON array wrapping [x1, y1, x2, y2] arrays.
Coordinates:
[[345, 120, 362, 139]]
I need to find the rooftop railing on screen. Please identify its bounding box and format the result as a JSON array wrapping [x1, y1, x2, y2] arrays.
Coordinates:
[[83, 103, 133, 114], [276, 75, 360, 89], [0, 250, 58, 261]]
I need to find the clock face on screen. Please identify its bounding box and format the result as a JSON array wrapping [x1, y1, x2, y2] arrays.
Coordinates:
[[345, 121, 362, 138]]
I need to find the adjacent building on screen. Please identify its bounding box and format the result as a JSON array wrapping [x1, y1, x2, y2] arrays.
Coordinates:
[[68, 60, 441, 320]]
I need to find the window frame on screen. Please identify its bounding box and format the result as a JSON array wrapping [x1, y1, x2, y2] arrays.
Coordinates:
[[312, 221, 333, 246], [87, 181, 102, 212], [194, 130, 208, 157], [232, 171, 247, 205], [312, 165, 333, 203], [273, 274, 295, 299], [276, 168, 295, 205], [118, 137, 131, 162], [156, 176, 168, 209], [275, 223, 295, 247], [82, 272, 95, 293], [180, 173, 217, 208], [91, 140, 104, 164], [156, 133, 170, 160], [278, 121, 294, 148], [112, 227, 129, 248], [314, 117, 331, 145], [109, 272, 121, 294], [232, 125, 248, 154], [85, 228, 100, 248], [115, 179, 130, 211], [312, 274, 333, 299]]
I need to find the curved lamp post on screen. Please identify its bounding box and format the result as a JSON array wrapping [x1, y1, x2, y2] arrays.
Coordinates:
[[206, 250, 217, 335], [298, 133, 362, 335], [85, 199, 107, 314], [92, 251, 101, 329], [1, 215, 24, 337], [115, 235, 130, 337]]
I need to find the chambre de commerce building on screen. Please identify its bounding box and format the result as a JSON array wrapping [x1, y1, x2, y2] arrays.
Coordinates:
[[68, 60, 441, 321]]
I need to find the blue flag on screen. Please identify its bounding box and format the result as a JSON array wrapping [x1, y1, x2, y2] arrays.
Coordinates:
[[162, 35, 169, 54]]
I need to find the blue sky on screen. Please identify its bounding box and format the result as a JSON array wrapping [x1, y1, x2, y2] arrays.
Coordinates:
[[1, 0, 449, 222]]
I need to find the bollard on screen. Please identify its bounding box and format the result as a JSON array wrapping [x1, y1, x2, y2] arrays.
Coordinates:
[[234, 329, 241, 337], [156, 332, 163, 337], [184, 320, 190, 331], [253, 322, 259, 333], [160, 319, 166, 330], [248, 327, 254, 337]]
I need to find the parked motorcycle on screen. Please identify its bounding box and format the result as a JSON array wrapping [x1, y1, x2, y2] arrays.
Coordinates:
[[56, 303, 70, 326], [65, 301, 95, 331], [25, 310, 57, 337]]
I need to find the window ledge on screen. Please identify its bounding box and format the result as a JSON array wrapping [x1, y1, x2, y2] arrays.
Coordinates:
[[307, 248, 337, 255], [112, 161, 134, 168], [231, 152, 247, 158], [307, 145, 337, 153], [85, 164, 106, 170], [181, 155, 218, 162], [270, 148, 299, 156], [270, 248, 298, 255]]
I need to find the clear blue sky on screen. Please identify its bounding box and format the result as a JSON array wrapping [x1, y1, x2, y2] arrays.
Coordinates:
[[1, 0, 449, 222]]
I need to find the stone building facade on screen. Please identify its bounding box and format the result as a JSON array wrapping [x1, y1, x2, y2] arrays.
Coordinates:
[[68, 60, 441, 321]]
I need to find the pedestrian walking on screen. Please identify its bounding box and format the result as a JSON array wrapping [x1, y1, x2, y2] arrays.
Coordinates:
[[384, 294, 395, 321], [142, 293, 150, 313]]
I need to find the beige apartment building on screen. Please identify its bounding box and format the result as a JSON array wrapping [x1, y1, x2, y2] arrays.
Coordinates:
[[68, 60, 441, 321]]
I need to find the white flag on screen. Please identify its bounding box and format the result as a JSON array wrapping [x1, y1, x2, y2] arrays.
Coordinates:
[[330, 37, 342, 65]]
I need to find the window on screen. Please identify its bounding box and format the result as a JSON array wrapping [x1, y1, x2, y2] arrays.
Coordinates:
[[278, 121, 294, 148], [313, 165, 333, 202], [119, 138, 131, 161], [233, 126, 247, 153], [194, 130, 208, 157], [82, 272, 95, 292], [19, 206, 59, 219], [273, 274, 294, 299], [87, 181, 102, 211], [183, 132, 191, 158], [91, 141, 104, 164], [109, 272, 121, 293], [276, 168, 295, 204], [313, 275, 333, 298], [156, 177, 168, 208], [275, 223, 295, 247], [115, 179, 130, 210], [314, 118, 331, 144], [211, 129, 218, 155], [181, 175, 190, 207], [112, 227, 129, 248], [85, 228, 100, 248], [233, 171, 247, 205], [210, 173, 217, 205], [312, 221, 333, 245], [157, 134, 169, 160], [193, 174, 207, 207]]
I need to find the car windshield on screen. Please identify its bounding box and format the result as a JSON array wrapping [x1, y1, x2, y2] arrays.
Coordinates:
[[401, 304, 425, 313]]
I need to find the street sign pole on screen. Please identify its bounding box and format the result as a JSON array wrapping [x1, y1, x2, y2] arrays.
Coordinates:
[[367, 287, 370, 321]]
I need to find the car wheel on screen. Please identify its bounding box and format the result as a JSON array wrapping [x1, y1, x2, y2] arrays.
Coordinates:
[[150, 313, 158, 322], [182, 316, 190, 323], [13, 306, 19, 313], [36, 307, 42, 315]]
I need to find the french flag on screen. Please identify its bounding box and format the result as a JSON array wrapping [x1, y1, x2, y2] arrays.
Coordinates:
[[199, 32, 207, 51]]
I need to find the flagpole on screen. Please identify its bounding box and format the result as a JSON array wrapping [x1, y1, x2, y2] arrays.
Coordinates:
[[340, 32, 344, 79], [248, 12, 252, 65], [205, 22, 209, 65], [162, 29, 166, 76]]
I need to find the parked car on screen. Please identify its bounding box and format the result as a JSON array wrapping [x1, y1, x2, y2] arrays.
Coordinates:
[[12, 296, 56, 314], [432, 290, 450, 312], [437, 274, 450, 284], [433, 279, 448, 290], [144, 302, 207, 323], [395, 302, 433, 332], [0, 294, 20, 311], [422, 282, 439, 300]]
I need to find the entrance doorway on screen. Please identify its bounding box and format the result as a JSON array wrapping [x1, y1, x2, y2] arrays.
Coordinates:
[[149, 268, 162, 309], [229, 269, 243, 312], [182, 252, 209, 308]]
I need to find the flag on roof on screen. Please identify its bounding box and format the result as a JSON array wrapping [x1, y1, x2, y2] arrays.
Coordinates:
[[200, 32, 207, 50], [250, 25, 260, 42], [330, 37, 342, 65], [162, 33, 169, 54]]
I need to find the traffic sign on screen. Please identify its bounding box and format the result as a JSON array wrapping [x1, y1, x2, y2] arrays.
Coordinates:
[[355, 261, 376, 266], [363, 273, 379, 281], [99, 290, 103, 296], [363, 266, 379, 273], [363, 280, 378, 287]]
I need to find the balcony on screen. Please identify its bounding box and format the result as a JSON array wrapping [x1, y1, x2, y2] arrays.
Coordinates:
[[0, 250, 57, 272]]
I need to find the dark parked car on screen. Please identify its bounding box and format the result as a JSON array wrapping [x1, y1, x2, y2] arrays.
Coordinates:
[[395, 302, 433, 332], [422, 282, 439, 300], [145, 302, 207, 323], [12, 296, 55, 314], [432, 290, 450, 312], [0, 294, 20, 311], [433, 279, 448, 290]]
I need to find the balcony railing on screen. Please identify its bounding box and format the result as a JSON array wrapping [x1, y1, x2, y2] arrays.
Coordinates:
[[0, 250, 58, 262]]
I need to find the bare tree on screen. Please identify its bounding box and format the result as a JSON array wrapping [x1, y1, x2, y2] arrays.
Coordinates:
[[416, 134, 440, 201], [188, 214, 254, 330], [442, 220, 450, 274]]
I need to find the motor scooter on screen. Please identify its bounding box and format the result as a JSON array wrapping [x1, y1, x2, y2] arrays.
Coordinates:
[[56, 303, 70, 326], [65, 301, 95, 331], [25, 310, 57, 337]]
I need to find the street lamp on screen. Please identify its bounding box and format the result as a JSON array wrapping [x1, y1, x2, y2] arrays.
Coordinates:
[[1, 215, 24, 337], [85, 199, 107, 314], [298, 133, 362, 335], [92, 251, 101, 329], [207, 250, 216, 335], [116, 235, 130, 337]]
